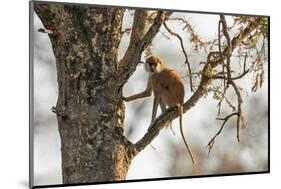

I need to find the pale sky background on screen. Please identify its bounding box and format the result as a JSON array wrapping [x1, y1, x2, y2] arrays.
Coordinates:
[[32, 7, 268, 186]]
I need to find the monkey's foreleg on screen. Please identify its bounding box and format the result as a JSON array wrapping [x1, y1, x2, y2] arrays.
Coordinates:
[[160, 100, 173, 131], [123, 89, 152, 102]]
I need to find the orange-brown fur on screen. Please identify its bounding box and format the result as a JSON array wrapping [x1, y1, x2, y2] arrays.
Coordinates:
[[123, 55, 195, 164], [151, 68, 184, 107]]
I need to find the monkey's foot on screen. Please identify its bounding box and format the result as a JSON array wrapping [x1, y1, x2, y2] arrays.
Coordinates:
[[164, 121, 172, 129]]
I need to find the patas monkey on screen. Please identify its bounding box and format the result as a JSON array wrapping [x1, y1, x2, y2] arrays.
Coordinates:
[[123, 55, 195, 164]]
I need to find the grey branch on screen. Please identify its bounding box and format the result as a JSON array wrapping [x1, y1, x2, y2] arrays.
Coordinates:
[[206, 15, 251, 155]]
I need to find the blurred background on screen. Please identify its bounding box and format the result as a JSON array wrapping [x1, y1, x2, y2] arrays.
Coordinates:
[[33, 9, 268, 185]]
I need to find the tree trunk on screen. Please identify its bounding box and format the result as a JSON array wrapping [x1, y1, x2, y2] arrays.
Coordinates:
[[35, 3, 135, 183]]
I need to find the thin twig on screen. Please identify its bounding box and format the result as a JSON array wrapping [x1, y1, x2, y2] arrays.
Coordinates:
[[209, 88, 236, 112], [207, 112, 238, 156], [149, 144, 156, 150], [212, 69, 249, 80], [168, 17, 206, 52], [163, 21, 194, 92]]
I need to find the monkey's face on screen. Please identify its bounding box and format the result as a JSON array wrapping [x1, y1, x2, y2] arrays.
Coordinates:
[[145, 56, 162, 74]]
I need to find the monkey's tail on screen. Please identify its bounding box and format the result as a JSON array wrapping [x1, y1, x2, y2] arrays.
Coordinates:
[[179, 105, 195, 164]]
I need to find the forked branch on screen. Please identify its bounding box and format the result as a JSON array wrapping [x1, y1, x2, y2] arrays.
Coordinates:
[[207, 15, 249, 155]]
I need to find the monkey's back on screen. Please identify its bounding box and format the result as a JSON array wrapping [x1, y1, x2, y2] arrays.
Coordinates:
[[151, 68, 185, 107]]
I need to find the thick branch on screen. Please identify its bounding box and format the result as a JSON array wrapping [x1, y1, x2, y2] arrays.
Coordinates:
[[118, 11, 173, 86], [134, 17, 262, 155]]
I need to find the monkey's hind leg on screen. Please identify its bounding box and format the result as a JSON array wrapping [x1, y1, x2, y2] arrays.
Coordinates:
[[159, 99, 173, 132]]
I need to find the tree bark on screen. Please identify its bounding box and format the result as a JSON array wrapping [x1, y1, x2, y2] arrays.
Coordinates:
[[35, 3, 135, 183]]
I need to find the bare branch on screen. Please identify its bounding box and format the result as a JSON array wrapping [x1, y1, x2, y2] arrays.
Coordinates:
[[206, 15, 244, 154], [220, 15, 243, 142], [212, 69, 249, 80], [206, 112, 238, 156], [205, 16, 261, 157], [163, 21, 194, 92], [207, 15, 248, 154], [217, 19, 227, 117]]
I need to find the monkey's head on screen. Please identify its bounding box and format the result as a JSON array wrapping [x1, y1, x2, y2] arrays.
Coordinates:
[[145, 55, 162, 74]]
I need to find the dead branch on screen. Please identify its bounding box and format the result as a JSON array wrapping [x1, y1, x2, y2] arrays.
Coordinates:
[[163, 21, 194, 92], [206, 112, 238, 156], [212, 69, 249, 80]]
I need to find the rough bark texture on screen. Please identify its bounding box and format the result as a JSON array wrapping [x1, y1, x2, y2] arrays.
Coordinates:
[[35, 3, 134, 183]]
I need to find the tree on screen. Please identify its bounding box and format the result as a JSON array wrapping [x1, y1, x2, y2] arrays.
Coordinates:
[[33, 2, 268, 184]]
